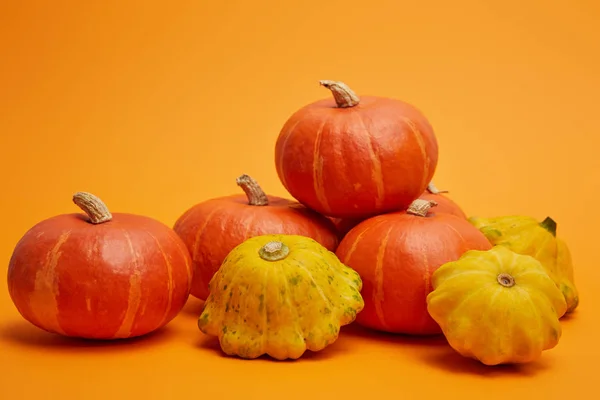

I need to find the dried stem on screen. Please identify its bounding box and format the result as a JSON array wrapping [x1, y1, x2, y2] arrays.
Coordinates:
[[426, 182, 448, 194], [407, 199, 438, 217], [319, 80, 360, 108], [236, 174, 269, 206], [72, 192, 113, 224]]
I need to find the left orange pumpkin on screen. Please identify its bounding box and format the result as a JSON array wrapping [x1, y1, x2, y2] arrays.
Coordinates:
[[7, 192, 193, 340]]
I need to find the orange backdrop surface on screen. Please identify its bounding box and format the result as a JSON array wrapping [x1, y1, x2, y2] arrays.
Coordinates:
[[1, 0, 599, 399]]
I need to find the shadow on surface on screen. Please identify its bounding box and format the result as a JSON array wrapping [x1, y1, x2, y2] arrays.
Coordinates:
[[0, 320, 176, 352], [340, 322, 551, 376], [340, 322, 448, 347], [196, 328, 354, 363], [180, 297, 205, 318], [421, 347, 551, 377]]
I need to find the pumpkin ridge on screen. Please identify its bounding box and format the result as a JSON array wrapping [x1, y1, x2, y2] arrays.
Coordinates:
[[144, 228, 175, 327], [32, 230, 70, 335], [338, 218, 386, 264], [191, 204, 224, 261], [400, 116, 430, 191], [354, 110, 384, 209], [241, 208, 257, 240], [312, 115, 332, 214], [276, 117, 304, 192], [373, 226, 393, 330], [113, 229, 143, 339]]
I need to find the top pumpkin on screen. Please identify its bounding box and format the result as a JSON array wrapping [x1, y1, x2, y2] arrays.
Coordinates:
[[274, 80, 439, 219]]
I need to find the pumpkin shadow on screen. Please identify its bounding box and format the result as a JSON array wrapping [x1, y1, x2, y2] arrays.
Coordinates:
[[420, 347, 551, 377], [0, 320, 176, 353], [180, 297, 205, 318], [340, 322, 550, 376], [340, 322, 448, 347], [196, 332, 351, 363], [559, 310, 578, 324]]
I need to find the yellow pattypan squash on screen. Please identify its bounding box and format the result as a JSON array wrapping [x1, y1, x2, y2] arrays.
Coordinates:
[[197, 234, 364, 360], [469, 215, 579, 315], [426, 245, 567, 366]]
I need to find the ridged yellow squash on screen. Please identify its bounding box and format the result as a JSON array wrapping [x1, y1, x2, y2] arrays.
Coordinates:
[[198, 234, 364, 360], [469, 215, 579, 315], [426, 245, 567, 366]]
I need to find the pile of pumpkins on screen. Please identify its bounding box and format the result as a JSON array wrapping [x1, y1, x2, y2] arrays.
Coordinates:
[[7, 80, 579, 366]]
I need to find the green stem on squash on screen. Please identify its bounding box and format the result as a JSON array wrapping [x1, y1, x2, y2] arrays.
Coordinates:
[[72, 192, 113, 224], [426, 182, 448, 194], [540, 216, 557, 237], [236, 174, 269, 206], [319, 80, 360, 108], [258, 241, 290, 261], [407, 198, 438, 217]]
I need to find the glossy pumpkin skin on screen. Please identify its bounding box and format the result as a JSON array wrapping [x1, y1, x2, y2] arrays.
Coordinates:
[[426, 246, 567, 365], [8, 212, 193, 340], [274, 81, 439, 219], [335, 207, 492, 335], [198, 234, 364, 360], [173, 176, 339, 301], [469, 215, 579, 315]]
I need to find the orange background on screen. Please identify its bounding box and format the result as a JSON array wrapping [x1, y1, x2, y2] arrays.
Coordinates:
[[1, 0, 599, 399]]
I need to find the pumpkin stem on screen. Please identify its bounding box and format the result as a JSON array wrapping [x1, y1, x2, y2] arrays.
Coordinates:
[[497, 273, 515, 288], [258, 241, 290, 261], [426, 182, 448, 194], [539, 216, 557, 237], [407, 199, 438, 217], [236, 174, 269, 206], [319, 80, 360, 108], [72, 192, 113, 224]]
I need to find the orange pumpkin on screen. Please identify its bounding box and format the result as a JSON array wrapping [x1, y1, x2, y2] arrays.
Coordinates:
[[420, 182, 467, 219], [173, 174, 339, 300], [274, 80, 439, 219], [7, 192, 193, 339], [328, 182, 466, 239], [335, 199, 492, 335]]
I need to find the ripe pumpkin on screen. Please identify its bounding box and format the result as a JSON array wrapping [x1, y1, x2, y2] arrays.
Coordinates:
[[274, 80, 439, 219], [328, 216, 364, 239], [426, 245, 567, 365], [328, 182, 466, 238], [335, 199, 492, 335], [173, 174, 339, 300], [469, 214, 579, 315], [7, 192, 193, 340], [198, 234, 364, 360], [420, 182, 467, 219]]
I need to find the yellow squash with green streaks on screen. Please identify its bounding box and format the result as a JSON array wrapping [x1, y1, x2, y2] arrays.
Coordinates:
[[469, 215, 579, 315], [426, 246, 567, 366], [198, 234, 364, 360]]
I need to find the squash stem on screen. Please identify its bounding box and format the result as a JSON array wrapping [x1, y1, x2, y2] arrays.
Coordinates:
[[259, 241, 290, 261], [72, 192, 113, 224], [539, 216, 557, 237], [497, 273, 515, 288], [319, 80, 360, 108], [426, 182, 448, 194], [407, 199, 438, 217], [236, 174, 269, 206]]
